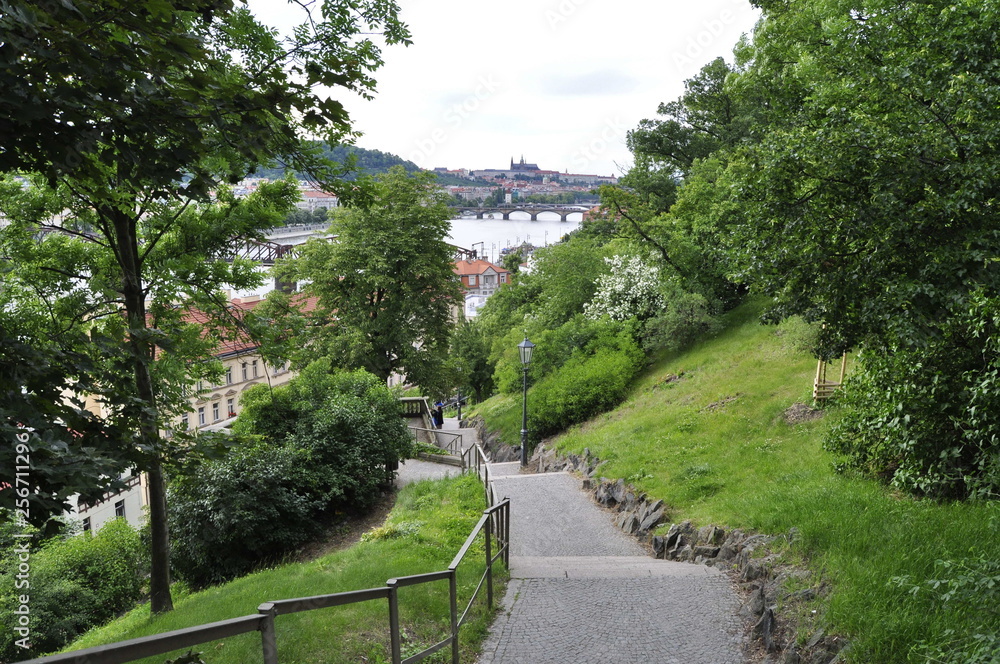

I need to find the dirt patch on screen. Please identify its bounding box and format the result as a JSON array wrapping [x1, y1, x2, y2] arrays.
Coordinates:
[[702, 394, 741, 412], [291, 490, 397, 563], [651, 372, 687, 390], [783, 402, 824, 425]]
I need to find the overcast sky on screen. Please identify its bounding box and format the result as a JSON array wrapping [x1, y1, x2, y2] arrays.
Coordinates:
[[246, 0, 761, 177]]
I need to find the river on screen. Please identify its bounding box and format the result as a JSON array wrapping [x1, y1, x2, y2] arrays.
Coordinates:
[[446, 214, 581, 264]]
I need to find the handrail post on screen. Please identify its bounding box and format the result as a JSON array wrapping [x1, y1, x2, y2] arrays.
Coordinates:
[[485, 510, 494, 609], [504, 500, 510, 567], [449, 569, 460, 664], [257, 602, 279, 664], [387, 580, 402, 664]]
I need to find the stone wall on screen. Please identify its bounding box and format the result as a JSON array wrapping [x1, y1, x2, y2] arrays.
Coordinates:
[[530, 443, 849, 664], [468, 415, 521, 463]]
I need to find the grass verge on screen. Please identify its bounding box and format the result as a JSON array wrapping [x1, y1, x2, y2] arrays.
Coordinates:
[[65, 473, 505, 664], [473, 302, 1000, 663]]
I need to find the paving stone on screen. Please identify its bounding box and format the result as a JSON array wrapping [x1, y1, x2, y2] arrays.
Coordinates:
[[478, 464, 748, 663]]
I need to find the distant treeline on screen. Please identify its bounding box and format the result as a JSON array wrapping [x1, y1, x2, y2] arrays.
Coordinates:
[[253, 143, 473, 186]]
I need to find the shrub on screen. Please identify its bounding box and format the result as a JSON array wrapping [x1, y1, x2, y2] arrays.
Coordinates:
[[528, 330, 644, 441], [641, 288, 720, 355], [826, 300, 1000, 500], [0, 517, 144, 661], [168, 443, 324, 588], [170, 362, 413, 587]]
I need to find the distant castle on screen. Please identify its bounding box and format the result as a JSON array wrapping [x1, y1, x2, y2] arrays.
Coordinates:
[[510, 155, 540, 172]]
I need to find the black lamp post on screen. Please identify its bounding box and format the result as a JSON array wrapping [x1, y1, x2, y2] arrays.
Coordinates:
[[518, 337, 535, 467]]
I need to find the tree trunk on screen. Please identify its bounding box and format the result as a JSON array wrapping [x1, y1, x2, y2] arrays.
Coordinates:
[[112, 208, 174, 614]]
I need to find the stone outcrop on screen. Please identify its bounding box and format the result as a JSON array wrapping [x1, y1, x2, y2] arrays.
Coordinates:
[[530, 442, 848, 664], [468, 415, 520, 463]]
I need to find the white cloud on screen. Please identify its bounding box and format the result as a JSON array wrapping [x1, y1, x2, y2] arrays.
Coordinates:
[[246, 0, 761, 175]]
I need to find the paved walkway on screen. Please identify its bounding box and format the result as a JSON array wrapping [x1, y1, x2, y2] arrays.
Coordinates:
[[395, 417, 478, 488], [478, 462, 747, 664]]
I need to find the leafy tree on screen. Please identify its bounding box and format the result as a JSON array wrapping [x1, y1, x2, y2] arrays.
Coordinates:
[[0, 0, 409, 614], [272, 167, 463, 389], [500, 248, 525, 275], [713, 0, 1000, 497], [450, 321, 496, 402]]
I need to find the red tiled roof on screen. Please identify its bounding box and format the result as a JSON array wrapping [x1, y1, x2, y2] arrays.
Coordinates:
[[453, 259, 510, 277]]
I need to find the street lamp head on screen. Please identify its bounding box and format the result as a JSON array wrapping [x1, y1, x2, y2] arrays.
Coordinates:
[[518, 337, 535, 367]]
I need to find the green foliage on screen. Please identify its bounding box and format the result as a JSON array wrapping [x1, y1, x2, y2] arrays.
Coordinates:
[[275, 167, 463, 389], [65, 475, 500, 664], [640, 287, 721, 355], [0, 518, 145, 660], [171, 361, 412, 587], [527, 327, 644, 442], [168, 443, 324, 588], [826, 295, 1000, 499], [450, 320, 496, 402]]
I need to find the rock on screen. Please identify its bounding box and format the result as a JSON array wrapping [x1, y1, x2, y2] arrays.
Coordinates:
[[694, 545, 720, 559], [638, 507, 665, 533], [741, 558, 770, 581], [581, 478, 591, 490], [716, 543, 739, 562], [677, 544, 694, 561], [805, 630, 825, 649], [782, 648, 801, 664], [611, 479, 627, 504], [622, 513, 639, 534], [652, 535, 665, 557], [750, 583, 766, 616], [753, 608, 777, 652]]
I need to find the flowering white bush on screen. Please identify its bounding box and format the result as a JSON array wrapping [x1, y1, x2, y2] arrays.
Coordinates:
[[584, 255, 664, 321]]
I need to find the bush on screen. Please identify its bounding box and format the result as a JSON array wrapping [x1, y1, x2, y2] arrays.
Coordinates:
[[170, 362, 413, 587], [528, 330, 644, 441], [0, 517, 144, 661], [641, 288, 720, 355], [826, 297, 1000, 499], [168, 443, 324, 588]]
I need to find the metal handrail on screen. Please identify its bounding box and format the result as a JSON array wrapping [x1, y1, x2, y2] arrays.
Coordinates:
[[409, 426, 463, 456], [16, 443, 509, 664]]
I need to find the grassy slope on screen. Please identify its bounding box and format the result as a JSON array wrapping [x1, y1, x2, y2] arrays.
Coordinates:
[[474, 302, 1000, 663], [65, 474, 502, 664]]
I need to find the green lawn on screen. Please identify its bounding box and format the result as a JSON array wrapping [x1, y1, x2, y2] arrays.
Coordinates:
[[474, 302, 1000, 663], [65, 474, 504, 664]]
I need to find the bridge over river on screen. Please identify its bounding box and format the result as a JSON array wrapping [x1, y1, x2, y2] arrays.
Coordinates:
[[455, 204, 592, 222]]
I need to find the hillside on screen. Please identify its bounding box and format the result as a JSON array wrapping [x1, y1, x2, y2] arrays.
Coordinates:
[[252, 143, 479, 186], [57, 475, 501, 664], [475, 302, 1000, 663]]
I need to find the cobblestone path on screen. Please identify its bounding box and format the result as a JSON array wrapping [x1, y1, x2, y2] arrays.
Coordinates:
[[478, 462, 747, 664]]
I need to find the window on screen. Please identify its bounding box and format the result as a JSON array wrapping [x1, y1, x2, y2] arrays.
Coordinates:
[[500, 274, 507, 284], [82, 517, 91, 533], [197, 380, 204, 393], [227, 398, 236, 417], [226, 366, 233, 384], [198, 406, 205, 426], [468, 275, 476, 286], [252, 359, 259, 378], [242, 362, 248, 381], [114, 500, 125, 518], [181, 414, 189, 430], [212, 402, 220, 421]]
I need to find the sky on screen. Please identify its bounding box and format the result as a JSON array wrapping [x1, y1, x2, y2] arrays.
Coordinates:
[[246, 0, 761, 177]]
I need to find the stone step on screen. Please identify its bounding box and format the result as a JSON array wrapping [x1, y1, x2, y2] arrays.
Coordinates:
[[509, 556, 723, 579]]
